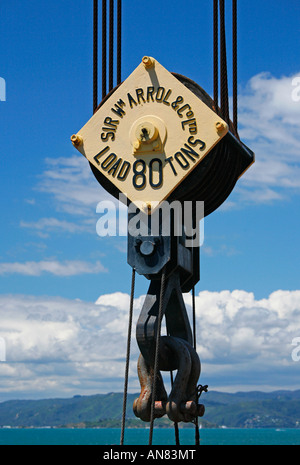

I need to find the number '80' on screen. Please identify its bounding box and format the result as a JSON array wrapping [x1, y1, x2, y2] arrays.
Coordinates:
[[132, 158, 163, 190]]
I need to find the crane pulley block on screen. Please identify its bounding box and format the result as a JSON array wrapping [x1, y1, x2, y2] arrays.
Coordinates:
[[71, 57, 254, 216]]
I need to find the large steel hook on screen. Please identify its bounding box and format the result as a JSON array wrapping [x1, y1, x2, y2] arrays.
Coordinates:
[[133, 336, 204, 423], [133, 353, 168, 422]]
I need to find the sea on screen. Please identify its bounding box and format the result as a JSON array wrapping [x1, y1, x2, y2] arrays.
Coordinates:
[[0, 427, 299, 446]]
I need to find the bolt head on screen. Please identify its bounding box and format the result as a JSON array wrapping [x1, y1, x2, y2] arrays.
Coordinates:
[[215, 122, 225, 132], [71, 134, 83, 146], [142, 56, 154, 68], [197, 404, 205, 417], [135, 122, 158, 143], [140, 240, 155, 256]]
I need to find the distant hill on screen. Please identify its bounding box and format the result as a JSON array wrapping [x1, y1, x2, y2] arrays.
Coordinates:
[[1, 390, 300, 429], [203, 390, 300, 428]]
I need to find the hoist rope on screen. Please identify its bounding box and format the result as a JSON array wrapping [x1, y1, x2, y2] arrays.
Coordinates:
[[174, 419, 180, 445], [109, 0, 114, 92], [148, 266, 167, 446], [97, 0, 122, 101], [192, 274, 200, 445], [93, 0, 98, 113], [219, 0, 229, 124], [117, 0, 122, 85], [214, 0, 239, 134], [213, 0, 219, 113], [120, 268, 136, 445], [232, 0, 238, 133], [167, 335, 180, 445], [101, 0, 107, 100], [192, 286, 197, 351]]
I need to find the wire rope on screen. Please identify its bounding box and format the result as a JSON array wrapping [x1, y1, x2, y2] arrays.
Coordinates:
[[93, 0, 98, 112], [120, 268, 136, 445], [148, 267, 167, 446]]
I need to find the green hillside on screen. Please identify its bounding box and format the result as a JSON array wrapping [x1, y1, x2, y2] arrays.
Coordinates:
[[0, 390, 300, 429]]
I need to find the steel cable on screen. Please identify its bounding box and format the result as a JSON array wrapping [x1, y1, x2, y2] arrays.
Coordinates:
[[102, 0, 107, 100], [93, 0, 98, 113], [120, 268, 136, 445], [109, 0, 114, 92], [219, 0, 229, 124], [167, 336, 180, 445], [213, 0, 219, 113], [117, 0, 122, 85], [148, 266, 167, 446], [192, 272, 200, 445], [232, 0, 238, 134]]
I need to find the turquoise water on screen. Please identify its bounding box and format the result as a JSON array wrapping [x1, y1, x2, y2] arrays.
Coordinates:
[[0, 428, 299, 445]]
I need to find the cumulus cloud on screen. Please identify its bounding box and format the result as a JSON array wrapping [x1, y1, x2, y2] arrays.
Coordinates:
[[234, 71, 300, 205], [0, 290, 299, 400], [0, 293, 142, 399], [0, 260, 107, 276]]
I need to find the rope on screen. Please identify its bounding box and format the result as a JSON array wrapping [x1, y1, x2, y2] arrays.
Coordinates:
[[109, 0, 114, 92], [219, 0, 229, 124], [192, 286, 197, 351], [174, 415, 180, 445], [117, 0, 122, 85], [167, 336, 180, 445], [102, 0, 107, 100], [120, 268, 136, 445], [148, 266, 167, 446], [93, 0, 98, 113], [192, 285, 201, 445], [232, 0, 238, 134], [213, 0, 219, 113]]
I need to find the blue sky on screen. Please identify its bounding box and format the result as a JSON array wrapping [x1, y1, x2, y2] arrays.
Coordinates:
[[0, 0, 300, 401]]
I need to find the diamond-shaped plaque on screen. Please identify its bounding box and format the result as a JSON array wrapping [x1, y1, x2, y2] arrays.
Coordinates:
[[71, 57, 228, 210]]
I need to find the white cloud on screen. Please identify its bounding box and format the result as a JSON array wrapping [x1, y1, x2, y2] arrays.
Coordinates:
[[0, 293, 142, 399], [36, 155, 116, 216], [234, 71, 300, 205], [0, 260, 107, 276], [0, 290, 299, 400], [21, 155, 126, 239], [20, 217, 95, 236]]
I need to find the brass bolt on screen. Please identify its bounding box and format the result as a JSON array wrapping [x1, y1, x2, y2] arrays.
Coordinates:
[[215, 122, 225, 133], [71, 134, 83, 147], [133, 139, 141, 152], [142, 56, 154, 69], [142, 202, 152, 214]]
